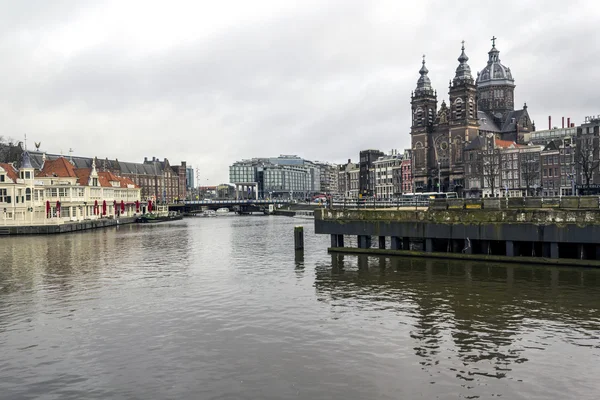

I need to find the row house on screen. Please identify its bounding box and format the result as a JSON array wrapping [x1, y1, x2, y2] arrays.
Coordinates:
[[21, 152, 187, 203], [337, 159, 360, 198], [373, 151, 402, 199], [574, 118, 600, 195], [464, 133, 544, 197], [0, 152, 141, 226]]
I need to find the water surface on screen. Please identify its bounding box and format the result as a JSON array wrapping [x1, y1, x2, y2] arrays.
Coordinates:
[[1, 216, 599, 399]]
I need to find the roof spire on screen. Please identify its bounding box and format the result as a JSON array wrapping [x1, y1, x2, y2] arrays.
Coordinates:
[[415, 54, 434, 96], [491, 36, 497, 48], [452, 40, 473, 85]]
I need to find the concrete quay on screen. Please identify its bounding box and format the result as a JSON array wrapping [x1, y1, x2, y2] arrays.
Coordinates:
[[315, 205, 600, 266], [0, 217, 137, 236]]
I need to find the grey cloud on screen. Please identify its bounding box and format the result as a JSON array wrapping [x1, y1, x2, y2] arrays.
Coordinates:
[[0, 0, 598, 183]]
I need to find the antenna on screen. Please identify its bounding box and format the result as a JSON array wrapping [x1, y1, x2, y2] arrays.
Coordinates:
[[69, 148, 74, 162], [24, 134, 27, 150]]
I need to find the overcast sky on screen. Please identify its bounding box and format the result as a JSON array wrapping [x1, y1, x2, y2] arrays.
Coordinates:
[[1, 0, 599, 184]]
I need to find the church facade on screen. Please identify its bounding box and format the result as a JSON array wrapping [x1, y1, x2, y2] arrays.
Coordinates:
[[410, 38, 535, 195]]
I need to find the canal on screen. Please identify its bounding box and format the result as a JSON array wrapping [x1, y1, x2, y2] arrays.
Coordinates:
[[1, 216, 599, 399]]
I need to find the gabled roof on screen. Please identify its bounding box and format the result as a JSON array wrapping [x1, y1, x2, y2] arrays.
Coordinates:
[[118, 176, 139, 188], [0, 162, 18, 182], [501, 109, 528, 132], [464, 135, 486, 151], [543, 139, 563, 151], [38, 157, 77, 178], [74, 168, 91, 186], [478, 111, 501, 132], [98, 171, 121, 187]]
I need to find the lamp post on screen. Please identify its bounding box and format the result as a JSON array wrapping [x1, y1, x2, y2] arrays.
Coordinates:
[[438, 161, 441, 193]]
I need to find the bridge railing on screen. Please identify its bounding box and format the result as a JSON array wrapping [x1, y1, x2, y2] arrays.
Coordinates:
[[182, 199, 293, 205]]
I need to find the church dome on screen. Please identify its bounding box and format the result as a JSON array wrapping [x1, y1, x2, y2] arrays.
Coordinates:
[[476, 39, 515, 88]]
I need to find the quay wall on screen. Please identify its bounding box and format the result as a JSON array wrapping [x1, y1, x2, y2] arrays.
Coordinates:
[[315, 208, 600, 265], [0, 217, 137, 236]]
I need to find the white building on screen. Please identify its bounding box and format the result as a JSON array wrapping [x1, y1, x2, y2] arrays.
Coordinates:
[[0, 152, 141, 226], [373, 151, 403, 199]]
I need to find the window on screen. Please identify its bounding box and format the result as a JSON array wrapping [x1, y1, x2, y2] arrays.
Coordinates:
[[25, 188, 31, 201]]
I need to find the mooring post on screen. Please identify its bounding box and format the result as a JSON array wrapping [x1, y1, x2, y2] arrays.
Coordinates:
[[294, 226, 304, 250]]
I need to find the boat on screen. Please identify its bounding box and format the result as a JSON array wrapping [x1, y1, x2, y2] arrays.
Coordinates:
[[136, 210, 183, 223], [202, 210, 217, 217], [216, 207, 231, 215]]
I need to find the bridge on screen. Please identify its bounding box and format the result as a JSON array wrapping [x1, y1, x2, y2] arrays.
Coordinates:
[[170, 199, 294, 214]]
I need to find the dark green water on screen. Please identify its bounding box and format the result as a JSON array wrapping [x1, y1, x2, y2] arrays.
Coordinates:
[[1, 216, 599, 399]]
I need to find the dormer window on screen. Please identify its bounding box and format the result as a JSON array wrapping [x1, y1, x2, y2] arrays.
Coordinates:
[[92, 178, 98, 186]]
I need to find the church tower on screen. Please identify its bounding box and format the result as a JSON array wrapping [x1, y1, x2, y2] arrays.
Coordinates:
[[447, 42, 478, 194], [476, 37, 515, 121], [410, 56, 437, 190]]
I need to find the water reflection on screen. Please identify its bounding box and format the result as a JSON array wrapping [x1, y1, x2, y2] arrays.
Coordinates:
[[315, 254, 600, 397]]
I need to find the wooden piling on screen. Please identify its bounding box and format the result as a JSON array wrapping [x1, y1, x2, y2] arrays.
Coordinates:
[[294, 226, 304, 250]]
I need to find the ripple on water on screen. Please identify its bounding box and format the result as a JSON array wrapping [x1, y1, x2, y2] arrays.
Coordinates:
[[1, 219, 600, 399]]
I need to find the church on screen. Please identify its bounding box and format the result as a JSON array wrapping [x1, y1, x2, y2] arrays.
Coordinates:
[[410, 37, 535, 195]]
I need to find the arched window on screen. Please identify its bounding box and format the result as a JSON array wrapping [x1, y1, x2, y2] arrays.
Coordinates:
[[454, 98, 463, 119], [25, 188, 31, 201], [428, 108, 434, 125], [468, 97, 474, 118], [416, 107, 423, 127]]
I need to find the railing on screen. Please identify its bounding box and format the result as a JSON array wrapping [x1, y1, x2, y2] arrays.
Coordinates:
[[331, 199, 430, 209], [183, 199, 293, 205], [329, 196, 600, 210]]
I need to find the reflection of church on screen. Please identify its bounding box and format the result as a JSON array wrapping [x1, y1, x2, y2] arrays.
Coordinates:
[[410, 38, 535, 194]]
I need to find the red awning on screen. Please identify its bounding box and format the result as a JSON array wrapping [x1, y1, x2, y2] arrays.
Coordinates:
[[46, 200, 51, 218], [102, 200, 107, 216], [148, 200, 153, 212], [94, 199, 98, 215], [120, 200, 125, 213], [56, 201, 61, 217], [135, 200, 140, 212]]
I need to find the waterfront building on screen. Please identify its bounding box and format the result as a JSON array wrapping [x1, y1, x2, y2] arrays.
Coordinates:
[[464, 134, 544, 197], [229, 155, 320, 199], [0, 152, 140, 226], [410, 38, 535, 195], [373, 150, 402, 199], [574, 116, 600, 195], [526, 126, 577, 146], [400, 150, 413, 194], [359, 149, 384, 197], [337, 159, 360, 198], [314, 161, 340, 196]]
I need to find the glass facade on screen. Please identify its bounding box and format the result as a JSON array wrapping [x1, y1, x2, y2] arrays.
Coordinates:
[[229, 156, 320, 199]]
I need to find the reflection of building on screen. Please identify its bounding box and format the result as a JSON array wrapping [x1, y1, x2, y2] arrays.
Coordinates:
[[0, 151, 140, 225], [411, 38, 534, 196], [229, 155, 321, 199]]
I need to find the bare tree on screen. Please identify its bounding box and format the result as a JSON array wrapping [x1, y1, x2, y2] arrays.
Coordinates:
[[482, 149, 501, 197], [521, 155, 540, 196], [575, 135, 600, 195]]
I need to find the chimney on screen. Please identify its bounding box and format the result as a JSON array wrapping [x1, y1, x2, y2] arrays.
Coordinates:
[[571, 123, 575, 127], [144, 157, 147, 163], [562, 117, 565, 128], [548, 115, 551, 130], [347, 159, 351, 164], [567, 118, 571, 128]]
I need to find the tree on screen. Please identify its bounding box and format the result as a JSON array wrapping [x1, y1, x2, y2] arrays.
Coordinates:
[[0, 136, 23, 165], [521, 154, 540, 196], [575, 135, 600, 195], [482, 148, 501, 197]]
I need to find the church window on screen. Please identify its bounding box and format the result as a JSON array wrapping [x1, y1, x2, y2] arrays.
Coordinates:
[[454, 98, 463, 119], [428, 109, 434, 125], [468, 97, 474, 118], [416, 108, 423, 126]]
